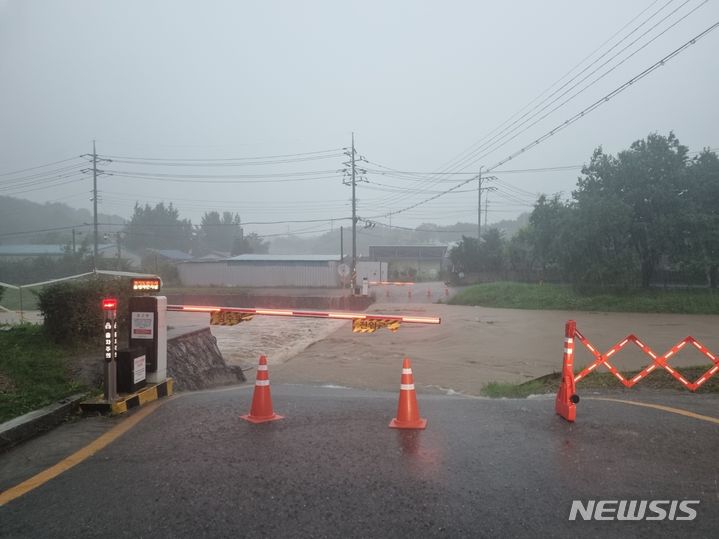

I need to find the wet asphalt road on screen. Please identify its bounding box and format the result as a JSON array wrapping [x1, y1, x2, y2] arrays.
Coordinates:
[[1, 384, 718, 538]]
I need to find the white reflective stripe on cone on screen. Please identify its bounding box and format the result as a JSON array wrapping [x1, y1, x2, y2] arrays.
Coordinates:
[[255, 380, 270, 386], [402, 368, 412, 374], [564, 348, 572, 355], [257, 365, 268, 371], [400, 384, 415, 390]]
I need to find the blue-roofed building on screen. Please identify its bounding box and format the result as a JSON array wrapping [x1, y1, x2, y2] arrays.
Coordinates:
[[0, 244, 67, 259], [145, 248, 194, 262]]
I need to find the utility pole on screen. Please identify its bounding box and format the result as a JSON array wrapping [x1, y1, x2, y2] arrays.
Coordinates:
[[477, 168, 482, 240], [72, 228, 77, 254], [82, 141, 110, 270], [340, 225, 344, 262], [351, 132, 357, 293], [116, 232, 122, 269], [477, 171, 497, 240], [343, 133, 366, 294], [484, 192, 489, 228], [92, 140, 98, 268]]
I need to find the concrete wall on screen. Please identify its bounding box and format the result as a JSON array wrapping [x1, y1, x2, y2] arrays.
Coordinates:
[[167, 327, 246, 390], [178, 261, 341, 288], [166, 294, 374, 311]]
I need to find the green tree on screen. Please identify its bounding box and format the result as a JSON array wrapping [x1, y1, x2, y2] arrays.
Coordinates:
[[200, 211, 241, 252], [684, 149, 719, 287], [572, 133, 688, 287], [124, 202, 192, 253], [231, 232, 269, 255], [480, 228, 505, 271], [527, 194, 572, 275], [507, 226, 536, 274], [449, 235, 481, 273]]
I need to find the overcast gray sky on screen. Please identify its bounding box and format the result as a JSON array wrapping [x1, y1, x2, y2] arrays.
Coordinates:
[[1, 0, 718, 237]]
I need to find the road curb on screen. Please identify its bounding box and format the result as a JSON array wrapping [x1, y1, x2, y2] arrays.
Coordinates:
[[80, 378, 174, 415], [0, 393, 86, 453]]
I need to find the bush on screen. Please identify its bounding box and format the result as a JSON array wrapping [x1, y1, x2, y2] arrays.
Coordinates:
[[38, 278, 134, 343]]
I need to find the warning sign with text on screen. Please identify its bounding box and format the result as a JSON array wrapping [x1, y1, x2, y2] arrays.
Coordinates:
[[134, 355, 147, 384], [131, 312, 154, 340]]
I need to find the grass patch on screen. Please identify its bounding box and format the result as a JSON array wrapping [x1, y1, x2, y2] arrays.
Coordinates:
[[0, 287, 41, 311], [0, 324, 87, 422], [481, 380, 548, 398], [450, 282, 719, 314], [481, 365, 719, 398]]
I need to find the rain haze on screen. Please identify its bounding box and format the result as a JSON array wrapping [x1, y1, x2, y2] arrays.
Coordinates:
[[1, 0, 718, 237]]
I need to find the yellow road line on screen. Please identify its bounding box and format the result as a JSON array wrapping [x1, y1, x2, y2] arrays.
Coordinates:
[[0, 399, 167, 506], [588, 397, 719, 425]]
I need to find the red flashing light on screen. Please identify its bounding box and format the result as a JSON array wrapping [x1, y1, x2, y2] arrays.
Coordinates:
[[102, 298, 118, 311]]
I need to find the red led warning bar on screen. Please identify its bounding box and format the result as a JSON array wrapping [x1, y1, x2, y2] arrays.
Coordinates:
[[102, 298, 118, 311], [167, 304, 441, 325]]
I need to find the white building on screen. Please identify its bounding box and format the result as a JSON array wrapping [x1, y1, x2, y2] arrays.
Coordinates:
[[177, 254, 386, 288]]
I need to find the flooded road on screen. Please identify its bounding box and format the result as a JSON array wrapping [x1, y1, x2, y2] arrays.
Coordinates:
[[167, 311, 346, 367]]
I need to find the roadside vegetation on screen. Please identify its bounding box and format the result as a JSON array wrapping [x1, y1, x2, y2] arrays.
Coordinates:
[[449, 133, 719, 292], [450, 282, 719, 314], [0, 325, 87, 422], [1, 277, 134, 422], [482, 366, 719, 398]]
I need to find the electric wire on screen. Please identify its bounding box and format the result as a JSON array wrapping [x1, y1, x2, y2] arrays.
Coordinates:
[[366, 20, 719, 220], [361, 0, 686, 206]]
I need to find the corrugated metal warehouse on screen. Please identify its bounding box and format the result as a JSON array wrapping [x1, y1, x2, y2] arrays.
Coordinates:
[[368, 245, 448, 280], [178, 254, 386, 288]]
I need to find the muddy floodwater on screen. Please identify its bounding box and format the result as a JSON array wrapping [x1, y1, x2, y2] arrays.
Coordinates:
[[171, 302, 719, 396], [167, 311, 345, 367]]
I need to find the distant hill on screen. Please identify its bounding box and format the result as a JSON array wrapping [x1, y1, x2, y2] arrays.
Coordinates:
[[0, 196, 125, 245], [269, 213, 531, 255]]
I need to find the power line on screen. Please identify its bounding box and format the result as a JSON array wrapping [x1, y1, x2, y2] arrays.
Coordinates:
[[359, 1, 684, 207], [367, 20, 719, 220], [456, 0, 707, 172], [0, 156, 84, 177], [0, 175, 87, 195], [109, 172, 340, 184], [106, 154, 344, 167], [98, 148, 343, 162], [0, 224, 90, 238], [0, 163, 87, 186]]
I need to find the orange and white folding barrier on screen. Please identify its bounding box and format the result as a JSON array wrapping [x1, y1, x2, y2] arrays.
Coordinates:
[[555, 320, 580, 422], [389, 358, 427, 429], [241, 355, 283, 423], [556, 319, 719, 422]]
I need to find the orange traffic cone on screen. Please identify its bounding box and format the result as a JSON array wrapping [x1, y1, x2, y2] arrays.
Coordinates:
[[389, 358, 427, 429], [241, 355, 284, 423]]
